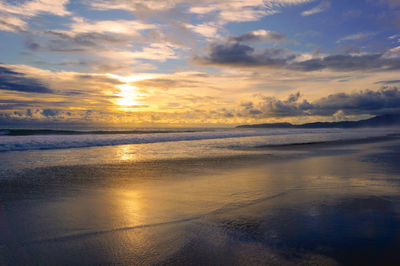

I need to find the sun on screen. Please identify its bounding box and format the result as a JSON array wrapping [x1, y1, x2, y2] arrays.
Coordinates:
[[115, 84, 143, 107], [107, 73, 158, 110]]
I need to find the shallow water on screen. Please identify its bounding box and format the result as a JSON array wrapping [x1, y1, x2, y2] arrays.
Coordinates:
[[1, 127, 399, 172], [1, 138, 400, 265]]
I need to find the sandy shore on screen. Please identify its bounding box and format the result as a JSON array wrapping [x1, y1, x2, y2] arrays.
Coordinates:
[[1, 137, 400, 265]]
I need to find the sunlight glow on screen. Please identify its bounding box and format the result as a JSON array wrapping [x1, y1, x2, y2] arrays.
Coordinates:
[[113, 84, 147, 110], [107, 73, 162, 111], [117, 145, 139, 161], [107, 73, 161, 83]]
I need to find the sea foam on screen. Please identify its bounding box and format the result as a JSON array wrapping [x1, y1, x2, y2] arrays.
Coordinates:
[[0, 127, 398, 152]]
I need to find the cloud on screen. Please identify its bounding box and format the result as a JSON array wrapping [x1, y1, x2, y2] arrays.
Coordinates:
[[301, 0, 330, 16], [375, 80, 400, 85], [88, 0, 313, 24], [25, 16, 178, 66], [311, 87, 400, 116], [89, 0, 177, 12], [191, 0, 313, 23], [74, 74, 123, 85], [133, 78, 201, 90], [0, 65, 52, 93], [99, 43, 177, 62], [196, 43, 296, 67], [0, 0, 70, 33], [0, 0, 314, 74], [185, 23, 219, 38], [0, 13, 27, 32], [0, 0, 70, 17], [67, 17, 155, 36], [240, 93, 309, 117], [229, 30, 287, 43], [197, 42, 400, 72], [292, 53, 400, 71], [0, 99, 45, 110], [384, 45, 400, 58], [38, 17, 156, 51], [238, 87, 400, 118], [389, 34, 400, 41], [41, 31, 128, 50], [337, 32, 376, 43], [217, 7, 268, 23], [2, 62, 399, 124], [41, 109, 59, 117]]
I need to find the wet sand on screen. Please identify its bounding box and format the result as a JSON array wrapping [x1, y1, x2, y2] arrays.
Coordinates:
[[1, 138, 400, 265]]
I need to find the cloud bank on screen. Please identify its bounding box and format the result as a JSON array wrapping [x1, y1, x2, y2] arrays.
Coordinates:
[[0, 65, 52, 93], [197, 42, 400, 72]]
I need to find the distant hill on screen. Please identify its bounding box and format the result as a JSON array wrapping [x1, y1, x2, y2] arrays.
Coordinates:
[[237, 114, 400, 129]]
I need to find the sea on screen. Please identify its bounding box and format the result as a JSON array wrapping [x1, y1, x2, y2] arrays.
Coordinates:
[[0, 126, 399, 172], [2, 126, 400, 265]]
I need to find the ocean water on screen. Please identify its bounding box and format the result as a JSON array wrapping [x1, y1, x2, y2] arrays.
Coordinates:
[[0, 127, 399, 171], [2, 127, 400, 265]]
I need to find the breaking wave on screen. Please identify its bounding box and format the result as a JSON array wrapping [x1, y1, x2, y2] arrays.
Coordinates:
[[0, 127, 399, 152]]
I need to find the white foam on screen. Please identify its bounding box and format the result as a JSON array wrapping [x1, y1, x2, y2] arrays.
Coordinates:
[[0, 127, 397, 152]]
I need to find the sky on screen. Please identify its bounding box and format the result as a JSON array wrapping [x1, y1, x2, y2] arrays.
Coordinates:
[[1, 0, 400, 127]]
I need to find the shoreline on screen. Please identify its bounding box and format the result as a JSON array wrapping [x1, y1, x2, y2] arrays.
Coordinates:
[[2, 134, 400, 188]]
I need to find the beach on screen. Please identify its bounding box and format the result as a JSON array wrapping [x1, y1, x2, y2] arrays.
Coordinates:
[[1, 129, 400, 265]]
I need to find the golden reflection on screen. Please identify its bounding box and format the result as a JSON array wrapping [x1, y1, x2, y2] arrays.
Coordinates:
[[117, 145, 139, 161], [107, 188, 145, 226]]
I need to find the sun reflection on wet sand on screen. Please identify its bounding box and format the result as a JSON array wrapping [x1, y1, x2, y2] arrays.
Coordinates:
[[2, 140, 400, 264], [116, 145, 139, 161]]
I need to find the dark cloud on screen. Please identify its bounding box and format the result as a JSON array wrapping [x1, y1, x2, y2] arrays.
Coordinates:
[[197, 42, 400, 72], [0, 113, 89, 127], [312, 87, 400, 115], [223, 111, 234, 118], [286, 92, 301, 103], [238, 87, 400, 118], [375, 80, 400, 84], [23, 31, 127, 55], [256, 93, 309, 117], [239, 101, 263, 116], [196, 43, 295, 67], [291, 54, 400, 71], [0, 99, 44, 110], [44, 31, 130, 48], [25, 40, 41, 51], [0, 104, 27, 110], [41, 109, 59, 117], [229, 30, 286, 43], [0, 66, 52, 93]]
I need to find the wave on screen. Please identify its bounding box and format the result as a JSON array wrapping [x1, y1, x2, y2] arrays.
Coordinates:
[[252, 133, 400, 148], [0, 128, 197, 136], [0, 128, 398, 152], [0, 128, 335, 152]]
